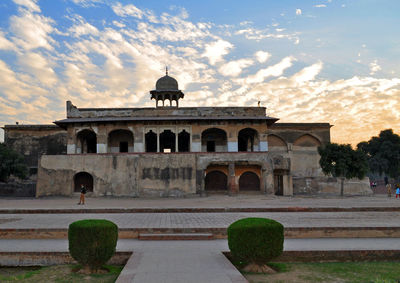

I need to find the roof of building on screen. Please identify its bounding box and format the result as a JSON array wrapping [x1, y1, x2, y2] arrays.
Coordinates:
[[54, 115, 279, 129], [155, 74, 179, 91]]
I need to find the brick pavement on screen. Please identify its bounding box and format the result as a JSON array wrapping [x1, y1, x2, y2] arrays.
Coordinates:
[[0, 211, 399, 230], [1, 195, 399, 211]]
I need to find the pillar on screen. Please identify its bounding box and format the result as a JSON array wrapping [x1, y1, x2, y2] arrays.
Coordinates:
[[228, 163, 238, 195]]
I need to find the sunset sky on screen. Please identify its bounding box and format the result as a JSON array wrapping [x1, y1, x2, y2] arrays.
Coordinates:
[[0, 0, 399, 144]]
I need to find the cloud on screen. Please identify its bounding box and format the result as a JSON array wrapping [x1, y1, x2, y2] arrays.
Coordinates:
[[235, 27, 300, 44], [237, 56, 294, 84], [255, 51, 271, 63], [314, 4, 327, 8], [13, 0, 40, 12], [0, 32, 15, 50], [202, 39, 233, 65], [291, 61, 323, 85], [10, 10, 55, 50], [296, 9, 302, 15], [218, 59, 253, 77], [369, 60, 381, 75]]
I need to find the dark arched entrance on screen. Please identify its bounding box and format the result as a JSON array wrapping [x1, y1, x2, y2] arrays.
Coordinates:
[[160, 130, 176, 152], [77, 130, 97, 153], [239, 172, 260, 191], [145, 131, 157, 152], [74, 172, 93, 193], [178, 130, 190, 152], [205, 171, 227, 191]]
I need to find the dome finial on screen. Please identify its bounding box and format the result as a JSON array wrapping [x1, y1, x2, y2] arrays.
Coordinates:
[[166, 66, 168, 76]]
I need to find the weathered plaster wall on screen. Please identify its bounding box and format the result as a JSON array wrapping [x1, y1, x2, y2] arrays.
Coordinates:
[[3, 125, 66, 170]]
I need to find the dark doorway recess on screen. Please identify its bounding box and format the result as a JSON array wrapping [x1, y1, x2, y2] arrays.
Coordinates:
[[145, 131, 157, 152], [119, 142, 128, 152], [74, 172, 93, 193], [178, 130, 190, 152], [205, 171, 227, 191], [160, 130, 176, 152], [77, 130, 97, 153], [239, 171, 260, 191], [274, 172, 284, 196], [238, 128, 258, 152], [201, 128, 227, 152]]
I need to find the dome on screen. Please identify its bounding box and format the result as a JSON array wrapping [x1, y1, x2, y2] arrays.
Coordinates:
[[155, 75, 179, 91]]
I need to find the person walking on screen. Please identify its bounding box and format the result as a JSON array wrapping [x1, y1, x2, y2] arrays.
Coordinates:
[[396, 185, 400, 199], [386, 183, 392, 197], [77, 184, 87, 205]]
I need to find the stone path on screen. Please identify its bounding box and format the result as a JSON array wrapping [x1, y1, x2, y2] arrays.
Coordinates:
[[0, 195, 399, 210], [0, 211, 399, 229], [2, 238, 400, 283]]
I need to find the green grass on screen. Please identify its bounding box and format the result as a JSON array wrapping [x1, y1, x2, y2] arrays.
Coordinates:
[[244, 262, 400, 283], [0, 264, 124, 283], [300, 262, 400, 283]]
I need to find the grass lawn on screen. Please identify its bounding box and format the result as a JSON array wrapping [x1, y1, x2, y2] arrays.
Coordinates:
[[0, 265, 123, 283], [244, 262, 400, 283]]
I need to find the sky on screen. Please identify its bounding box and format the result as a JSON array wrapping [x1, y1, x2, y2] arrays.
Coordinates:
[[0, 0, 399, 145]]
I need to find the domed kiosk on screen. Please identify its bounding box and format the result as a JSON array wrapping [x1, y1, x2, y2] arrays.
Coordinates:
[[150, 68, 184, 108]]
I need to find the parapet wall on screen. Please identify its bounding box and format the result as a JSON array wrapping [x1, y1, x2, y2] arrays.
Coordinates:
[[67, 101, 267, 118]]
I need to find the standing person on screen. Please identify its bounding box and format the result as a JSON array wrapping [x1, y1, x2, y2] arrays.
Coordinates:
[[396, 185, 400, 199], [77, 184, 87, 205], [386, 183, 392, 197]]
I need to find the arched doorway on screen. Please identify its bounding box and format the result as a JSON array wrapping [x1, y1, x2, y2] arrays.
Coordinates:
[[238, 128, 258, 152], [145, 130, 157, 152], [160, 130, 176, 152], [239, 172, 260, 191], [74, 172, 93, 193], [108, 129, 134, 153], [205, 171, 227, 191], [178, 130, 190, 152], [201, 128, 227, 152], [77, 130, 97, 153]]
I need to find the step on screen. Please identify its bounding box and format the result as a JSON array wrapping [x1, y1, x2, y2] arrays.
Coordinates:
[[138, 233, 214, 240]]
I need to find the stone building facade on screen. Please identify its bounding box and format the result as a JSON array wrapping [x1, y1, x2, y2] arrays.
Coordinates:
[[4, 73, 371, 197]]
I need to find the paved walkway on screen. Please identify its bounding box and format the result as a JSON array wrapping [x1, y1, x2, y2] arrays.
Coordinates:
[[2, 238, 400, 283], [0, 195, 399, 210], [0, 211, 399, 229]]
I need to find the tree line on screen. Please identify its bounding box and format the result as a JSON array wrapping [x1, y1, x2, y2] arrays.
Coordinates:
[[318, 129, 400, 196]]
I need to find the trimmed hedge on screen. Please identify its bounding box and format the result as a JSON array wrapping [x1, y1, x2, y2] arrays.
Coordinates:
[[227, 217, 284, 264], [68, 219, 118, 271]]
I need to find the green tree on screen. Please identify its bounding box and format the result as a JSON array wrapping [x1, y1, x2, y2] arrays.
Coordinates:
[[318, 143, 368, 196], [0, 143, 28, 182], [357, 129, 400, 180]]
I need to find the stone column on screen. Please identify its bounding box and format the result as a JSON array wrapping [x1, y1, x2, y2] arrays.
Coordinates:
[[96, 126, 107, 153], [228, 162, 238, 195]]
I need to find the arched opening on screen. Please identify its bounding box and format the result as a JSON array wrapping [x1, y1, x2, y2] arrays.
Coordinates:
[[160, 130, 176, 153], [108, 129, 134, 153], [268, 134, 287, 151], [77, 129, 97, 153], [145, 130, 157, 152], [201, 128, 227, 152], [238, 128, 259, 152], [293, 134, 321, 147], [274, 169, 284, 196], [178, 130, 190, 152], [205, 171, 227, 191], [74, 172, 93, 193], [239, 171, 260, 191]]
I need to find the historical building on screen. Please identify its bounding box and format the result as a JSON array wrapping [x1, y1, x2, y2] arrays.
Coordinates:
[[3, 72, 371, 197]]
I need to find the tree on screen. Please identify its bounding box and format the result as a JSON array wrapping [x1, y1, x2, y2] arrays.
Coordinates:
[[357, 129, 400, 180], [318, 143, 368, 196], [0, 143, 28, 182]]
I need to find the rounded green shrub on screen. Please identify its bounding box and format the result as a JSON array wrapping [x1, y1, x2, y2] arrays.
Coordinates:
[[68, 219, 118, 272], [227, 217, 284, 264]]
